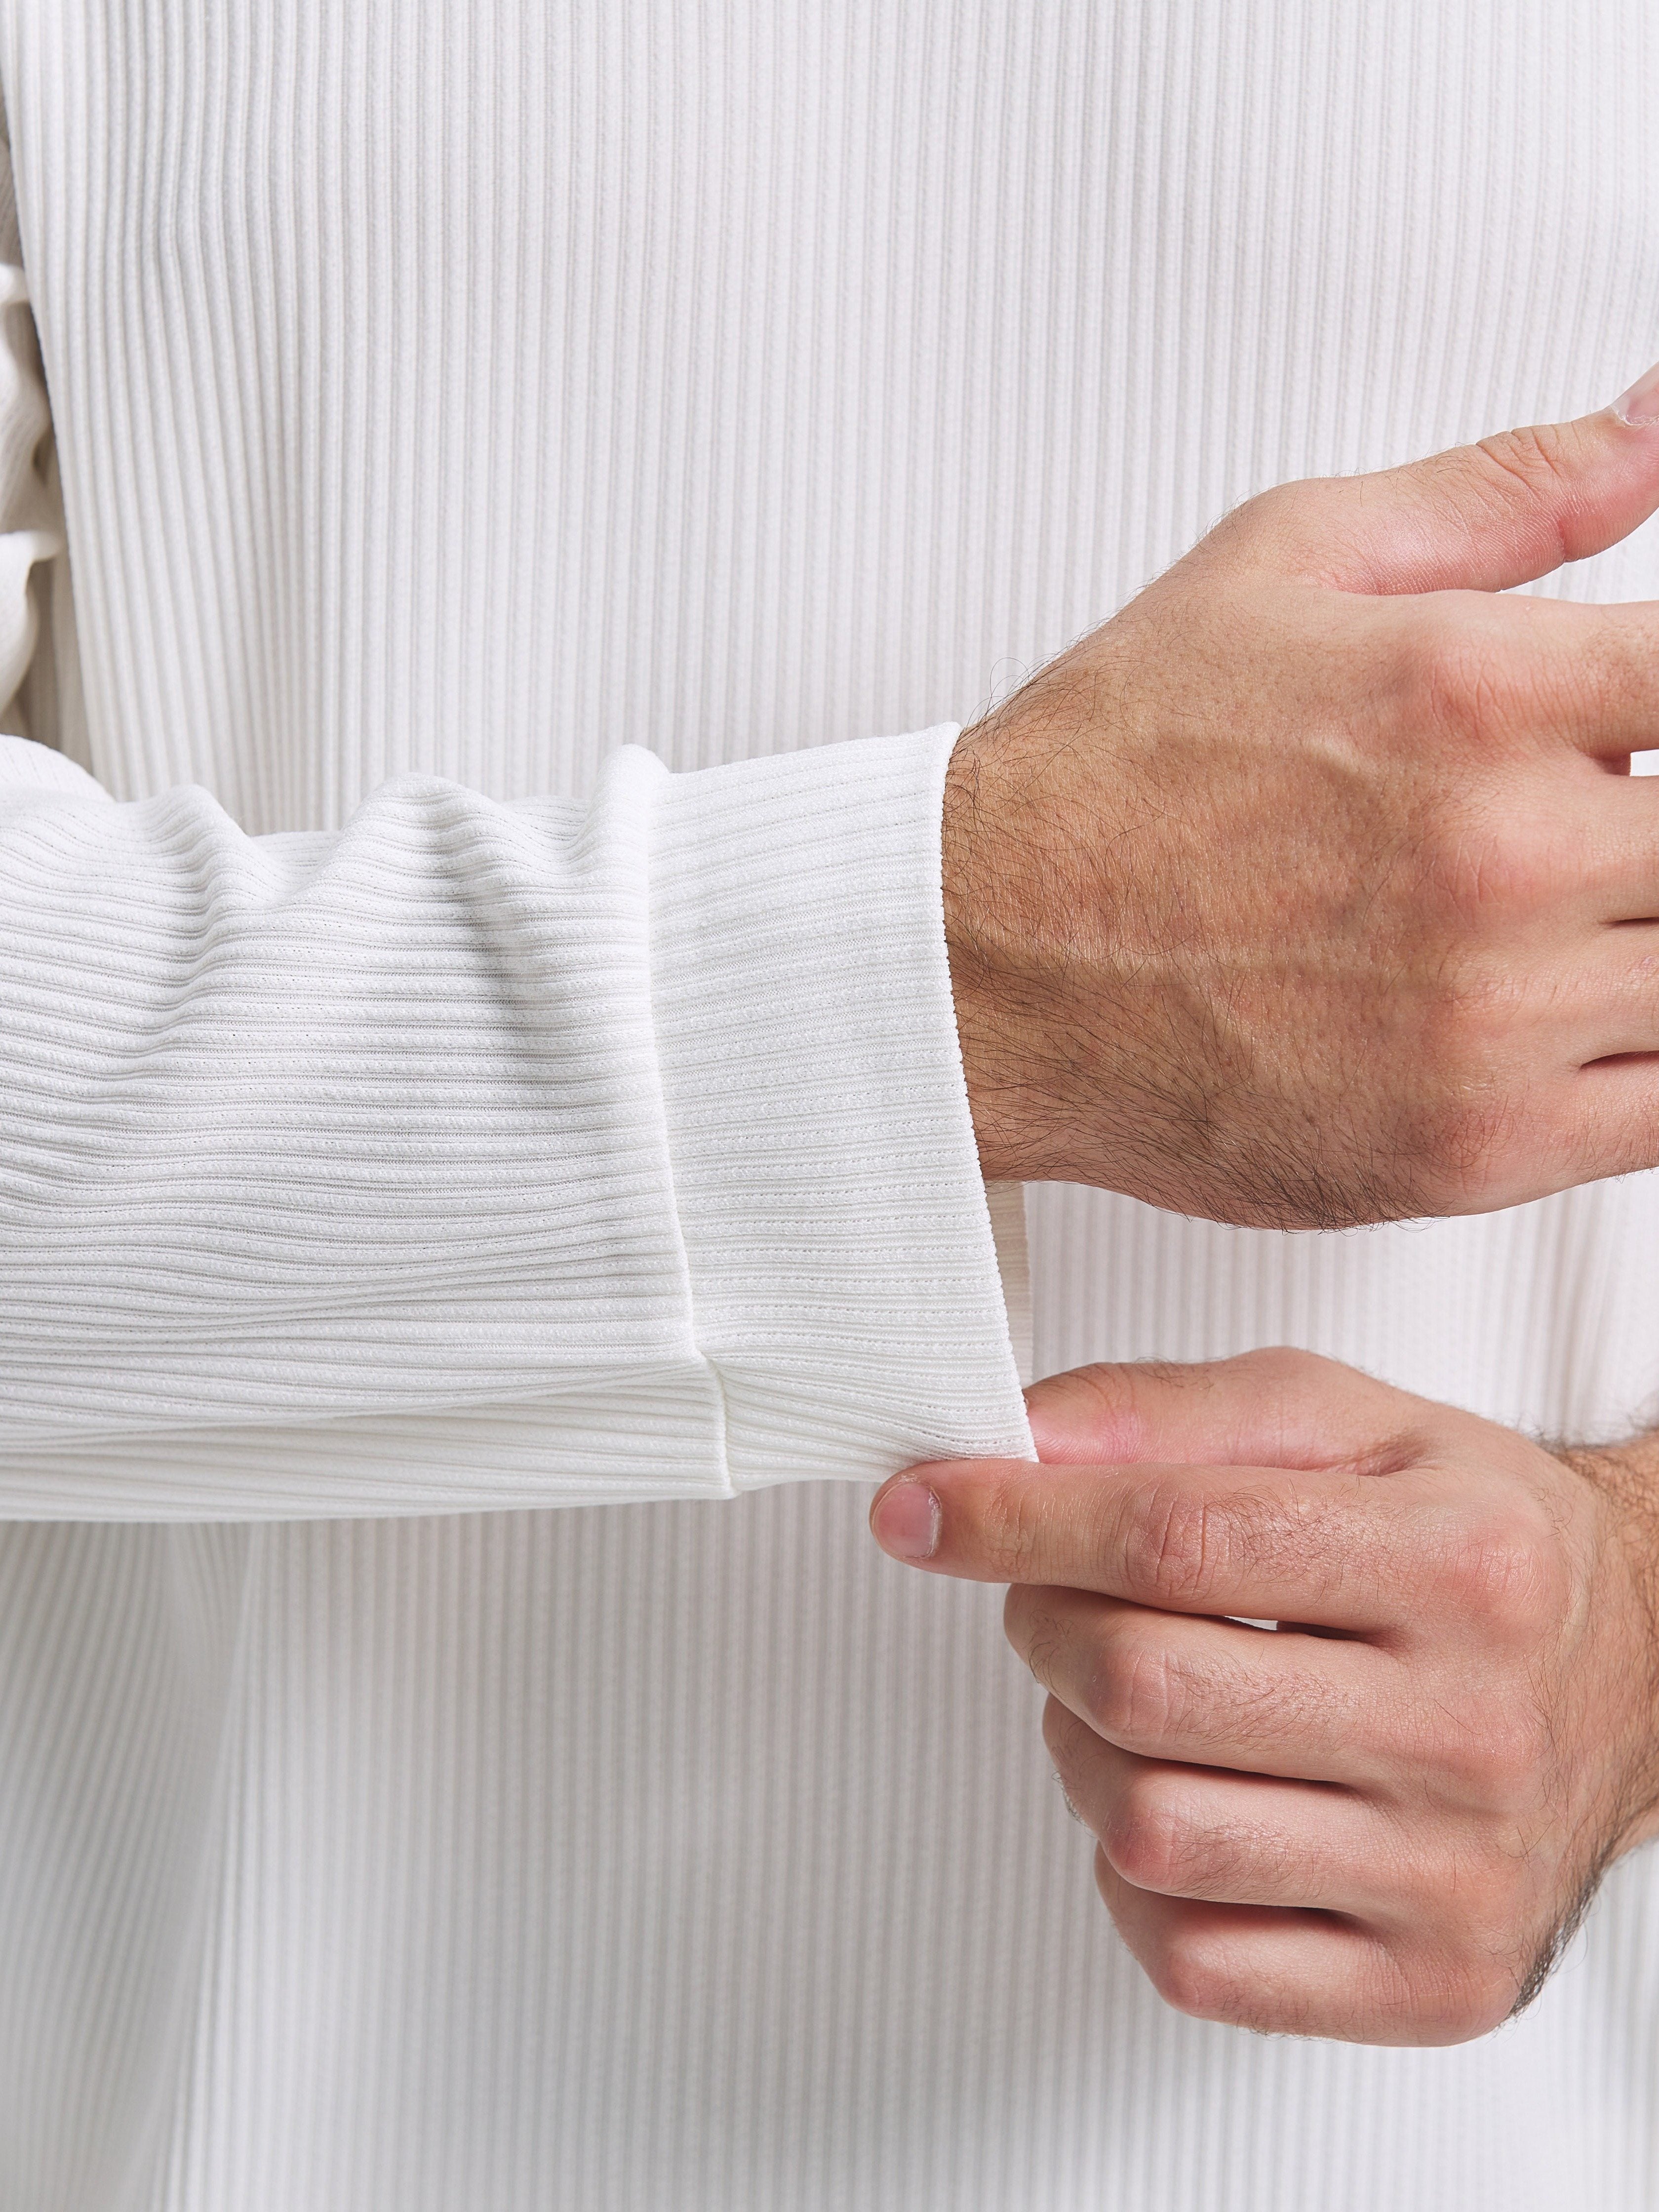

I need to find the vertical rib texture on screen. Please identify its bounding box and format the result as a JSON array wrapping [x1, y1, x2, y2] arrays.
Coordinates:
[[0, 0, 1656, 2207], [0, 722, 1028, 1514]]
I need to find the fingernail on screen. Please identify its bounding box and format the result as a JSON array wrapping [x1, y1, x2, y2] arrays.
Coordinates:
[[1612, 358, 1659, 426], [870, 1479, 941, 1562]]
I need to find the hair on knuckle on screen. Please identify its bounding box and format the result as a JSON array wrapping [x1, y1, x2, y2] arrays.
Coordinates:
[[1016, 1597, 1073, 1697]]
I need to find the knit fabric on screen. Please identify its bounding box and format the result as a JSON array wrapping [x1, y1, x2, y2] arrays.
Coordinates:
[[1, 2, 1658, 2206]]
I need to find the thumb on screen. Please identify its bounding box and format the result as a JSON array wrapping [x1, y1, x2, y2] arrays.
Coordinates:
[[1226, 356, 1659, 595], [1021, 1350, 1403, 1472]]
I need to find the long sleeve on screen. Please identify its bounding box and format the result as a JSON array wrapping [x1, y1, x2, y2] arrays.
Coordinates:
[[0, 727, 1033, 1517], [0, 117, 1031, 1521]]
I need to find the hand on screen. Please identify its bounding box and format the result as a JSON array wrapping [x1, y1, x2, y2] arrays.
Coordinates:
[[945, 366, 1659, 1227], [869, 1350, 1659, 2045]]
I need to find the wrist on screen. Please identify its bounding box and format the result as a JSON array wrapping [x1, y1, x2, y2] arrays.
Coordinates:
[[942, 723, 1059, 1184], [1558, 1432, 1659, 1851]]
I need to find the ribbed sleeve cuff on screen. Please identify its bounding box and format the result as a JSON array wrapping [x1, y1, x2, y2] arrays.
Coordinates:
[[648, 726, 1035, 1487]]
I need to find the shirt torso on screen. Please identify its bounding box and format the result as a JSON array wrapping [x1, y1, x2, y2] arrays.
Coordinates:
[[3, 2, 1659, 2204]]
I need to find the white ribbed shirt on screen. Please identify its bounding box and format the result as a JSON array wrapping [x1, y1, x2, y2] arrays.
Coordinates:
[[2, 2, 1659, 2207]]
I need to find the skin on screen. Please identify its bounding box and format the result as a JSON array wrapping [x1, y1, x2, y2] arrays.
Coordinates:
[[869, 1352, 1659, 2044], [915, 388, 1659, 2039], [944, 399, 1659, 1229]]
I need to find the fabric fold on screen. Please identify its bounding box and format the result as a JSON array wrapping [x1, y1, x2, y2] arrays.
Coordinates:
[[0, 728, 1031, 1515], [649, 724, 1034, 1487]]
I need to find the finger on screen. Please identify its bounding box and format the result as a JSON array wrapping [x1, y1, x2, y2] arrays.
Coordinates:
[[1094, 1863, 1480, 2045], [1562, 787, 1659, 922], [1021, 1347, 1414, 1471], [1559, 1057, 1659, 1185], [1405, 594, 1659, 765], [1563, 927, 1659, 1059], [1043, 1707, 1403, 1917], [872, 1454, 1424, 1627], [1354, 741, 1659, 944], [1476, 928, 1659, 1074], [1007, 1586, 1396, 1785], [1215, 372, 1659, 597], [1530, 599, 1659, 762]]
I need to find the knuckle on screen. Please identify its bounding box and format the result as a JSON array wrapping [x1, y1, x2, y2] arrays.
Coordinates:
[[1414, 1952, 1520, 2044], [1119, 1469, 1309, 1611], [1051, 1361, 1186, 1463], [1056, 1362, 1155, 1459], [1408, 608, 1521, 754], [1039, 1688, 1073, 1750], [1041, 1690, 1096, 1774], [1226, 1343, 1325, 1389], [1088, 1632, 1184, 1750], [1002, 1582, 1041, 1658], [1148, 1930, 1248, 2025], [1442, 824, 1538, 927], [1218, 477, 1318, 557], [977, 1475, 1059, 1580], [1474, 423, 1577, 517], [1101, 1776, 1192, 1895], [1431, 1502, 1559, 1634], [1118, 1480, 1225, 1608], [1419, 807, 1560, 941], [1009, 1590, 1074, 1696], [1400, 616, 1585, 821], [1440, 1702, 1549, 1809]]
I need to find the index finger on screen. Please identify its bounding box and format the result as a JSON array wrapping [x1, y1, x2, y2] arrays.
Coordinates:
[[1470, 594, 1659, 762], [869, 1457, 1424, 1630]]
